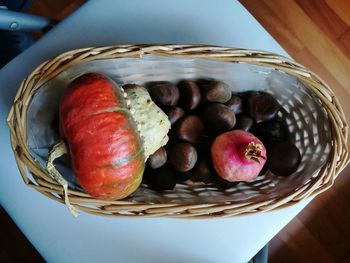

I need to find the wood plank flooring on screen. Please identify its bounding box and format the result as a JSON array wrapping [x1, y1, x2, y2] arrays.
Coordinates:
[[1, 0, 349, 262], [29, 0, 85, 20], [240, 1, 350, 262]]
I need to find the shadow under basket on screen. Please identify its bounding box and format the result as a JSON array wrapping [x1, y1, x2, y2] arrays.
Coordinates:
[[7, 44, 349, 218]]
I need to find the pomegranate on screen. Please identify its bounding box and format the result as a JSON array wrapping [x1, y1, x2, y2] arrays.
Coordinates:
[[211, 130, 266, 182]]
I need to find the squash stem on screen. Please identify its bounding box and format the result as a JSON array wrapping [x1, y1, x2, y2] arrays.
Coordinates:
[[46, 140, 79, 217]]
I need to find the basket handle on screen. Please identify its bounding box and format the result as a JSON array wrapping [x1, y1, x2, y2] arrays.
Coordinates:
[[47, 140, 79, 217]]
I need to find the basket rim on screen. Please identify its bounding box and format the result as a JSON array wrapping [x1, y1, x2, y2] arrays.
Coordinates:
[[7, 44, 350, 218]]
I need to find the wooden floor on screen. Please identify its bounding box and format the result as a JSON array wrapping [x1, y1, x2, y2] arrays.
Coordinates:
[[240, 1, 350, 262], [1, 0, 350, 262]]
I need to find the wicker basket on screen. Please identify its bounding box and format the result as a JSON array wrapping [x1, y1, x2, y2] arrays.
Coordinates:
[[7, 44, 349, 218]]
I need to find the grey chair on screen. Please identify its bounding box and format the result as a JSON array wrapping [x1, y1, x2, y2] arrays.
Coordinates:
[[0, 1, 58, 67]]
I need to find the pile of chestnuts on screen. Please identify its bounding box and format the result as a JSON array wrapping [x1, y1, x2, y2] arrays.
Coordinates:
[[132, 79, 301, 191]]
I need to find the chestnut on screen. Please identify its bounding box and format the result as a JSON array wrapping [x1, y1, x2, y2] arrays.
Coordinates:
[[192, 159, 215, 184], [165, 107, 185, 126], [147, 81, 179, 106], [246, 91, 280, 122], [175, 115, 204, 144], [267, 142, 301, 176], [235, 115, 254, 131], [196, 78, 215, 89], [177, 80, 201, 111], [169, 142, 198, 172], [202, 80, 232, 103], [195, 136, 213, 158], [147, 147, 167, 169], [146, 166, 177, 191], [251, 117, 290, 146], [202, 103, 236, 135], [225, 95, 243, 114]]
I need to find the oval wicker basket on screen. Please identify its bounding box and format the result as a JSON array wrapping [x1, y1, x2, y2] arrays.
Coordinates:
[[7, 44, 349, 218]]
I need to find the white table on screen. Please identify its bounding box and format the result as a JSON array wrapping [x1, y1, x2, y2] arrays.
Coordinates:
[[0, 1, 310, 262]]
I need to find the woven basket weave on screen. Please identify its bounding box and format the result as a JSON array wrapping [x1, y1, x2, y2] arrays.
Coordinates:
[[7, 44, 349, 218]]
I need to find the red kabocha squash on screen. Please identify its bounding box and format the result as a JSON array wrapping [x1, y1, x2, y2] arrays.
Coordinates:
[[47, 73, 170, 208], [59, 73, 145, 200]]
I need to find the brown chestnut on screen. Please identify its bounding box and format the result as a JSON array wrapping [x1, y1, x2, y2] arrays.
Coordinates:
[[195, 136, 213, 158], [267, 142, 301, 176], [203, 80, 231, 103], [251, 117, 290, 147], [225, 95, 243, 114], [147, 81, 179, 106], [146, 166, 177, 191], [165, 107, 185, 126], [192, 159, 215, 184], [246, 91, 280, 123], [169, 142, 198, 172], [177, 80, 201, 111], [235, 115, 254, 131], [196, 78, 214, 89], [147, 147, 167, 169], [202, 103, 236, 135], [176, 115, 204, 144]]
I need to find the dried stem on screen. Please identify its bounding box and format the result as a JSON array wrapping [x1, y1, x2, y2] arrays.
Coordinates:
[[47, 140, 79, 217]]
